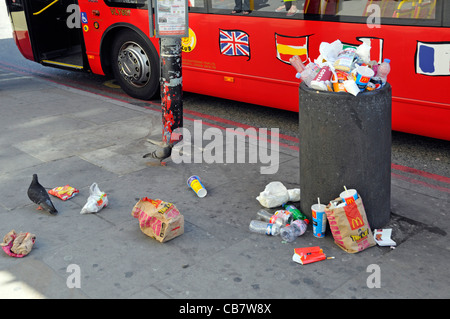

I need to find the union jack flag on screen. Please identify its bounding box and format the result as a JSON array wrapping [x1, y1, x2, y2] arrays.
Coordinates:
[[219, 29, 250, 59]]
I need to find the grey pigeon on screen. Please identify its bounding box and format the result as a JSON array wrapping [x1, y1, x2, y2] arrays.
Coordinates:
[[143, 143, 174, 166], [27, 174, 58, 215]]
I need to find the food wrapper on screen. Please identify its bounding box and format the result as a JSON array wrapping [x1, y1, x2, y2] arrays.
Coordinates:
[[48, 185, 79, 201]]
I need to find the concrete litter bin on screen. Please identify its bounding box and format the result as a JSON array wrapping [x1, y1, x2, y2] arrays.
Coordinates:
[[298, 82, 392, 229]]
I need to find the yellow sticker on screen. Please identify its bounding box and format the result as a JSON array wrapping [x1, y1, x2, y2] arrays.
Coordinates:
[[181, 28, 196, 53], [83, 24, 89, 32]]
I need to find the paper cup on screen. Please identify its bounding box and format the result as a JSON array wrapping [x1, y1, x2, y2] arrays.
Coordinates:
[[311, 203, 327, 238], [340, 189, 358, 205], [187, 175, 207, 198], [343, 79, 360, 96], [355, 65, 374, 91]]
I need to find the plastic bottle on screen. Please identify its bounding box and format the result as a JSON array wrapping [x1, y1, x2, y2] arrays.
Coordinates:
[[270, 209, 292, 226], [280, 220, 307, 242], [282, 204, 310, 224], [377, 58, 391, 86], [255, 209, 290, 226], [295, 62, 320, 87], [289, 55, 306, 73], [249, 220, 281, 236], [255, 209, 272, 222]]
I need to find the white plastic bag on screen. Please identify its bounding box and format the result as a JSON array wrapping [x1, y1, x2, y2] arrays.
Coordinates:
[[356, 42, 371, 64], [80, 183, 108, 214], [316, 39, 343, 66], [256, 182, 300, 208], [288, 188, 301, 202]]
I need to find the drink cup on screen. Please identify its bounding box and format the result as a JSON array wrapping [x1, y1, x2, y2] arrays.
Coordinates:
[[311, 203, 327, 238], [354, 65, 374, 91], [366, 82, 376, 91], [310, 66, 333, 91], [343, 79, 360, 96], [370, 76, 383, 90], [187, 175, 207, 198], [340, 188, 358, 205]]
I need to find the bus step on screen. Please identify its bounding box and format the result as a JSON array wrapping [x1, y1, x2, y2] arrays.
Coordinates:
[[41, 60, 84, 70]]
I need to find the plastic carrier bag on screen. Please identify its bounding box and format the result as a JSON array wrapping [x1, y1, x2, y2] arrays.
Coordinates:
[[80, 183, 108, 214]]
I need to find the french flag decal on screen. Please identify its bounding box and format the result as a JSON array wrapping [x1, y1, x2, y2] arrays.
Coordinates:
[[415, 41, 450, 76]]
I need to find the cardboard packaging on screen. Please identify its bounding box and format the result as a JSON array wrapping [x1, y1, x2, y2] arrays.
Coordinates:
[[132, 197, 184, 243]]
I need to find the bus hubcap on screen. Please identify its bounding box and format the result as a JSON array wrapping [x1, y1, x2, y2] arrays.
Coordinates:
[[117, 41, 150, 87]]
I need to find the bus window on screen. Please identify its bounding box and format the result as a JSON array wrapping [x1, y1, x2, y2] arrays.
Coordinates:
[[189, 0, 206, 9], [208, 0, 441, 25], [104, 0, 148, 9]]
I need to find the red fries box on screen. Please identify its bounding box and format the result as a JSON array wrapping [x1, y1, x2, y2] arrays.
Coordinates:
[[132, 197, 184, 243], [292, 246, 327, 265]]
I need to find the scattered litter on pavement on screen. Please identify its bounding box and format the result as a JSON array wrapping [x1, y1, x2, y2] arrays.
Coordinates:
[[80, 182, 108, 214], [283, 203, 309, 224], [48, 185, 79, 201], [374, 228, 397, 248], [280, 219, 307, 242], [311, 198, 327, 238], [132, 198, 184, 243], [256, 181, 300, 208], [292, 246, 333, 265], [187, 175, 207, 198], [1, 230, 36, 258], [325, 188, 376, 253]]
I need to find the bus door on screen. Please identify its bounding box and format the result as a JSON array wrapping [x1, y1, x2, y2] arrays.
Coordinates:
[[17, 0, 86, 70]]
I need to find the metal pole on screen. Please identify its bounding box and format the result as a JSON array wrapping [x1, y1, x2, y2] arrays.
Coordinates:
[[160, 37, 183, 145]]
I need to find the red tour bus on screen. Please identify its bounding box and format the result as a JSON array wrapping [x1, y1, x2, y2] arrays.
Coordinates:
[[4, 0, 450, 140]]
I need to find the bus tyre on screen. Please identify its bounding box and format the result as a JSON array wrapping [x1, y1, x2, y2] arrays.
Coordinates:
[[111, 29, 159, 100]]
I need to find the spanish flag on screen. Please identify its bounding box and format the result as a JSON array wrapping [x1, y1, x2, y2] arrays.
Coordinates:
[[275, 33, 310, 64]]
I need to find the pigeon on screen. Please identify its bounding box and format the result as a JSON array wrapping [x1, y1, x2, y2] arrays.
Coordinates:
[[143, 143, 174, 166], [27, 174, 58, 215]]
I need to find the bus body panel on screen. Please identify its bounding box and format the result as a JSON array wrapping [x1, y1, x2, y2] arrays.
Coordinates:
[[181, 13, 449, 140], [78, 0, 157, 76], [5, 0, 34, 61], [5, 0, 450, 140]]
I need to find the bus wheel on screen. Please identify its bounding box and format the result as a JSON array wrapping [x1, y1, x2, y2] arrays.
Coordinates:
[[111, 30, 159, 100]]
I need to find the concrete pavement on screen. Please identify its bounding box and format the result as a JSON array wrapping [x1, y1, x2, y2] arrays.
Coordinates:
[[0, 64, 449, 301]]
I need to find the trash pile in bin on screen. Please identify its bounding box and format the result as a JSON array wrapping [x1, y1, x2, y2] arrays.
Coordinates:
[[290, 39, 391, 96]]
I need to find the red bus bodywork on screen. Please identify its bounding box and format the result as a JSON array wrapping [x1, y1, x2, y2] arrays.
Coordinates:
[[6, 0, 450, 140]]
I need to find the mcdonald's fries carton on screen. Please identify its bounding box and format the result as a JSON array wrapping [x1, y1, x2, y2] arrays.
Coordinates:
[[292, 246, 327, 265], [132, 197, 184, 243], [325, 195, 375, 253]]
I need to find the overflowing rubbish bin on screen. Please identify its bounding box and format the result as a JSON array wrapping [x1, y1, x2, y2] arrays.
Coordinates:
[[298, 82, 392, 229]]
